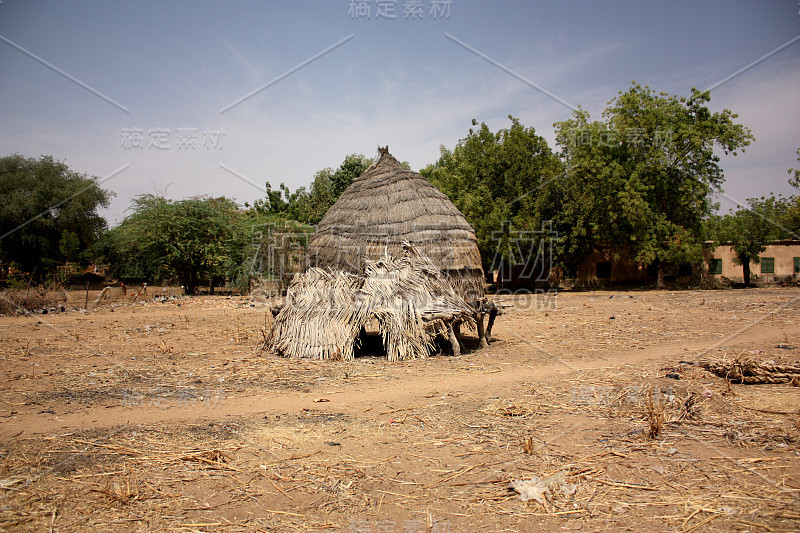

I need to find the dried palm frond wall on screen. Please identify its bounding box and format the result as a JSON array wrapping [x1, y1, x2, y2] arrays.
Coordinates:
[[268, 268, 363, 361], [269, 244, 475, 361]]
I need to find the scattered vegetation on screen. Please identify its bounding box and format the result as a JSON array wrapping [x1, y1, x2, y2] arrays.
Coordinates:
[[0, 278, 66, 315], [2, 84, 799, 293]]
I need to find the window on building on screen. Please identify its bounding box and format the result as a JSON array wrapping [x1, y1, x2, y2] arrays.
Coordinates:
[[760, 257, 775, 274], [794, 257, 800, 275], [563, 262, 577, 279], [708, 258, 722, 275], [596, 262, 611, 279]]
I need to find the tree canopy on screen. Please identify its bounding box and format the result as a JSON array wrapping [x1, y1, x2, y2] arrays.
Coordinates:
[[95, 195, 242, 295], [553, 84, 754, 286], [3, 83, 774, 292], [789, 147, 800, 190], [711, 197, 783, 286], [0, 154, 112, 280], [711, 186, 800, 286], [417, 85, 756, 287], [250, 154, 374, 225], [421, 116, 563, 276]]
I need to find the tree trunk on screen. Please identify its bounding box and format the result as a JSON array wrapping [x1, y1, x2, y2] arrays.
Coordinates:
[[496, 259, 505, 291], [656, 262, 665, 290], [486, 306, 498, 342], [182, 272, 197, 295], [742, 256, 751, 287]]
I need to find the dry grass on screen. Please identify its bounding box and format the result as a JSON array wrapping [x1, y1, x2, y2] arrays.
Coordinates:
[[644, 387, 665, 439], [52, 373, 794, 531], [1, 288, 799, 531], [0, 282, 67, 315]]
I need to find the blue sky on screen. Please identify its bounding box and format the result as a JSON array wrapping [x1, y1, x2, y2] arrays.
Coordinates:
[[1, 1, 799, 225]]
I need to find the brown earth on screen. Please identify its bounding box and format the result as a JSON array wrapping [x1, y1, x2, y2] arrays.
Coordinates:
[[1, 287, 799, 532]]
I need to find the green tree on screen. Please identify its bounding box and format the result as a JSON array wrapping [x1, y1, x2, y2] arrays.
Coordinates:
[[254, 182, 312, 222], [554, 83, 754, 287], [302, 168, 335, 223], [421, 116, 563, 278], [777, 195, 800, 238], [95, 195, 242, 295], [58, 230, 81, 264], [789, 147, 800, 189], [713, 197, 783, 286], [249, 154, 373, 225], [783, 148, 800, 234], [0, 154, 113, 279], [331, 153, 373, 198], [551, 113, 633, 265]]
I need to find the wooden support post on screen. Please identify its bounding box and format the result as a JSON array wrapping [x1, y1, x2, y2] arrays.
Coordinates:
[[476, 311, 488, 348], [486, 307, 498, 343], [446, 320, 461, 357]]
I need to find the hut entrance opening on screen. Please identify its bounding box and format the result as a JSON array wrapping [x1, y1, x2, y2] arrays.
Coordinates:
[[354, 321, 386, 357]]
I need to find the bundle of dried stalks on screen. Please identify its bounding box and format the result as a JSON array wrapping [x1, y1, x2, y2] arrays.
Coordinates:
[[699, 356, 800, 384], [269, 268, 363, 361], [269, 243, 476, 361], [308, 148, 485, 305], [644, 387, 665, 439]]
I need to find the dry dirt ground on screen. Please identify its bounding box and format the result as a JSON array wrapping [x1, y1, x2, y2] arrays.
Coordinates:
[[1, 287, 799, 532]]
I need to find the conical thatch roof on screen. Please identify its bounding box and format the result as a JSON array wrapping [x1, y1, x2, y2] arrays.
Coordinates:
[[308, 147, 484, 304], [269, 243, 476, 361]]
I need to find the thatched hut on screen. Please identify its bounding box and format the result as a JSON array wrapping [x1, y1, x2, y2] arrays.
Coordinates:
[[268, 147, 499, 361], [308, 147, 485, 306], [269, 243, 476, 361]]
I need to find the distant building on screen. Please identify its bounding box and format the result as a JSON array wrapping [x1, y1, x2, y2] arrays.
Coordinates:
[[497, 240, 800, 289], [557, 245, 656, 289], [703, 240, 800, 284], [553, 245, 697, 289]]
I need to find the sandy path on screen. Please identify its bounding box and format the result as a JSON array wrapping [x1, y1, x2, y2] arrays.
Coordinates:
[[4, 309, 796, 438]]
